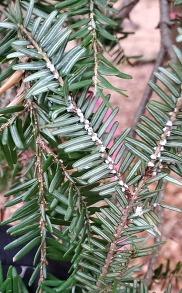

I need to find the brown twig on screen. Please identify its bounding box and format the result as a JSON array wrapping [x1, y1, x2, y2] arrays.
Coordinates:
[[7, 82, 26, 107], [131, 45, 166, 135], [0, 56, 29, 97], [0, 70, 24, 96], [116, 0, 140, 20], [131, 0, 175, 135], [160, 0, 176, 60], [0, 83, 26, 121]]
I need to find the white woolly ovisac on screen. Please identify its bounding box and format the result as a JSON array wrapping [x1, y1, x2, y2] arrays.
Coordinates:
[[66, 97, 127, 189]]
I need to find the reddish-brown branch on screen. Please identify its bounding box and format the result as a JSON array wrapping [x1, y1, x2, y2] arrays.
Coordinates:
[[116, 0, 140, 20], [131, 45, 166, 134], [160, 0, 176, 60], [131, 0, 175, 134]]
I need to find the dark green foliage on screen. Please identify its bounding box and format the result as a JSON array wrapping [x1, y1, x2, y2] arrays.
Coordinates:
[[0, 262, 29, 293], [0, 0, 182, 292]]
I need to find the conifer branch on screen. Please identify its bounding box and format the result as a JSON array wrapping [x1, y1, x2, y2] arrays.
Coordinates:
[[30, 103, 47, 291], [98, 92, 182, 282], [18, 24, 64, 86], [37, 134, 90, 235], [36, 137, 65, 172], [36, 139, 47, 292], [0, 1, 181, 291], [66, 96, 131, 193], [147, 94, 182, 174]]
